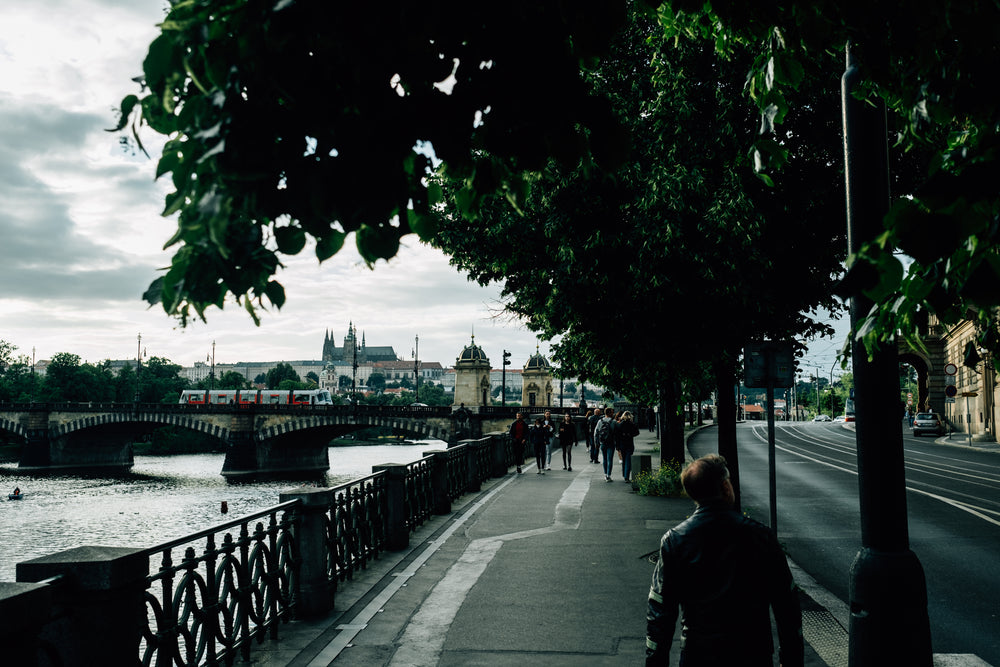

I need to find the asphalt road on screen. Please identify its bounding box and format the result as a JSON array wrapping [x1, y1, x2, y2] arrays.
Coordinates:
[[688, 421, 1000, 665]]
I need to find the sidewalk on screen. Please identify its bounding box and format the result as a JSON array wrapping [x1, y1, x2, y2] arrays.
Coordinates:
[[250, 427, 839, 666]]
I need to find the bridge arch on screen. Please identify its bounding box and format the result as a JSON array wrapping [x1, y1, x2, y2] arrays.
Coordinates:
[[0, 417, 27, 441]]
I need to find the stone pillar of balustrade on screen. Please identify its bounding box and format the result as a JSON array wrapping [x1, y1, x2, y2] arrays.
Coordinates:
[[0, 581, 53, 665], [461, 441, 482, 493], [16, 546, 148, 667], [423, 449, 452, 515], [279, 486, 335, 617], [372, 463, 410, 551], [491, 433, 509, 478]]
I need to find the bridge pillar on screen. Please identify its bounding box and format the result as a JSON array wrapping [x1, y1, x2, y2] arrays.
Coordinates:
[[279, 486, 336, 617], [372, 464, 410, 551], [221, 411, 258, 476], [19, 406, 51, 468], [16, 546, 148, 667]]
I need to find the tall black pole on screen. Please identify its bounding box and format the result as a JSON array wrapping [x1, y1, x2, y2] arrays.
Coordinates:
[[413, 334, 419, 403], [842, 42, 932, 666]]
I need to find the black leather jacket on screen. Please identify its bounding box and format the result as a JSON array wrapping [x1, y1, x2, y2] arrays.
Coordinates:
[[645, 501, 803, 666]]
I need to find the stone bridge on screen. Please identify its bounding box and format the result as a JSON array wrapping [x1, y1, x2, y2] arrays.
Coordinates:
[[0, 403, 535, 478]]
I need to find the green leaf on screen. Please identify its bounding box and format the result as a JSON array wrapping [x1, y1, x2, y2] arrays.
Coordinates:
[[264, 280, 286, 309], [274, 224, 306, 255], [315, 231, 346, 262], [107, 95, 140, 132]]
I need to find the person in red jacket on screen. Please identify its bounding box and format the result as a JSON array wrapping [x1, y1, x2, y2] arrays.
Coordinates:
[[508, 413, 528, 474]]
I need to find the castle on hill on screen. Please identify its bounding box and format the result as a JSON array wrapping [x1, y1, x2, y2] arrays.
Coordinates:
[[321, 322, 398, 365]]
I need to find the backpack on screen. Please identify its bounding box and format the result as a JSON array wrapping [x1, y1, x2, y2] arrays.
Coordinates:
[[595, 418, 614, 446]]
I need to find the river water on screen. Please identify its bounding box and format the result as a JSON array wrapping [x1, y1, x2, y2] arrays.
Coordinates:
[[0, 442, 442, 582]]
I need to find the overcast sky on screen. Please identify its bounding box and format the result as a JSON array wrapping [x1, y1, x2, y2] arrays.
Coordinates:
[[0, 0, 847, 379]]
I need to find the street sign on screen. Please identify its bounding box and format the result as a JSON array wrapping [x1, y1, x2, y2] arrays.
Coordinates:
[[961, 391, 978, 397], [945, 385, 958, 398], [945, 363, 958, 376], [744, 341, 795, 388]]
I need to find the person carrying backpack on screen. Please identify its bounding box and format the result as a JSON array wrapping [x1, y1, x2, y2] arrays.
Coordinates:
[[594, 407, 618, 482]]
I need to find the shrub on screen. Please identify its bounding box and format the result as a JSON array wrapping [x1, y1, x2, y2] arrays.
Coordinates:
[[633, 460, 684, 497]]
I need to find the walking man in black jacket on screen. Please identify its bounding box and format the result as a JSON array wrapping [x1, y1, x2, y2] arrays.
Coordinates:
[[645, 454, 803, 666]]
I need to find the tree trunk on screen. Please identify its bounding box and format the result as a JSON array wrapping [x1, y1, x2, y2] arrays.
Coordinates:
[[659, 381, 685, 466], [714, 357, 741, 512]]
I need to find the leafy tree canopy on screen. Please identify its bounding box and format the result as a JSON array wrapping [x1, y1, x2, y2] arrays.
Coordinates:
[[265, 362, 300, 388], [119, 1, 1000, 361]]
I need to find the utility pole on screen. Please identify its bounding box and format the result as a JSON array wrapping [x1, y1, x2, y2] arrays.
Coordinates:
[[842, 42, 931, 665], [502, 350, 511, 406]]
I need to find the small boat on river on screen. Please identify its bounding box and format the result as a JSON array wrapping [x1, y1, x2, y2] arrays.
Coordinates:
[[8, 493, 24, 500]]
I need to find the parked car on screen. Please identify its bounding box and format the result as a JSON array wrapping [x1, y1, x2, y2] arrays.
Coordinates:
[[912, 412, 946, 437], [813, 414, 832, 422], [833, 415, 846, 423]]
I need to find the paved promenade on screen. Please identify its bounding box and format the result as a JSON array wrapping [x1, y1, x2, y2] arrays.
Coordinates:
[[250, 424, 843, 666]]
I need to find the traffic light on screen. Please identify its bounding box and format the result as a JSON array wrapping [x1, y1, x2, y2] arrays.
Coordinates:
[[503, 350, 511, 366]]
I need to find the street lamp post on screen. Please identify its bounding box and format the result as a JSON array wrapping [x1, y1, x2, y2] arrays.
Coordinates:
[[413, 335, 419, 403], [134, 333, 142, 403], [351, 339, 359, 404], [209, 340, 216, 391], [502, 350, 511, 406]]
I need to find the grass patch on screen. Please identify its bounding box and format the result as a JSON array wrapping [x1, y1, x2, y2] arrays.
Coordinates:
[[633, 460, 684, 497]]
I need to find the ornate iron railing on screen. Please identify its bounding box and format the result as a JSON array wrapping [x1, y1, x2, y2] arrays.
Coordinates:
[[403, 455, 434, 532], [327, 471, 388, 585], [139, 502, 299, 667]]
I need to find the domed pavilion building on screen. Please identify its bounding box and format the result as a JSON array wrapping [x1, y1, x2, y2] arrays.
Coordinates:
[[521, 347, 553, 408], [453, 336, 492, 408]]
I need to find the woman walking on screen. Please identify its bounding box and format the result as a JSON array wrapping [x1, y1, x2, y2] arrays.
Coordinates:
[[617, 411, 640, 482], [558, 414, 576, 471]]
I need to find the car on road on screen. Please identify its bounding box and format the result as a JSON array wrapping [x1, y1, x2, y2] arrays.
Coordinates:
[[833, 415, 846, 423], [813, 414, 831, 422], [912, 412, 946, 437]]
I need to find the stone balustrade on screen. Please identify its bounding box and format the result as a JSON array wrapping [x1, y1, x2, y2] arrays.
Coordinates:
[[2, 433, 511, 666]]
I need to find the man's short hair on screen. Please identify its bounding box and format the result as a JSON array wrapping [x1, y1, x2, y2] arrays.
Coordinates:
[[605, 407, 615, 416], [681, 454, 730, 502]]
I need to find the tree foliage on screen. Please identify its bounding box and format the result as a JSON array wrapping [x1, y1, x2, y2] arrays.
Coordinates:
[[0, 343, 190, 404], [648, 2, 1000, 358], [116, 0, 629, 325], [432, 9, 844, 405], [118, 1, 1000, 364], [265, 362, 300, 389]]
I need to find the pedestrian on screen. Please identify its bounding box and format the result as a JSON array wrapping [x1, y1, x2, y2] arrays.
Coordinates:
[[528, 417, 547, 475], [542, 410, 556, 470], [645, 454, 803, 666], [587, 408, 602, 463], [558, 414, 576, 471], [594, 407, 618, 482], [508, 412, 528, 474], [617, 411, 639, 482], [646, 406, 656, 433]]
